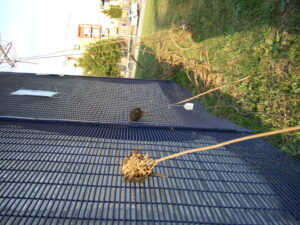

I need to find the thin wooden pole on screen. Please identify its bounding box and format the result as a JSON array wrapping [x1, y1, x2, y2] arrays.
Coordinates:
[[145, 76, 250, 114], [154, 126, 300, 166]]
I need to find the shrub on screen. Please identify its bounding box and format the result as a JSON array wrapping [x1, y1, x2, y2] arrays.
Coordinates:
[[78, 39, 121, 77]]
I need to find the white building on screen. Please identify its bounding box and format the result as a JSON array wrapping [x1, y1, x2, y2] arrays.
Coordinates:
[[64, 0, 126, 75]]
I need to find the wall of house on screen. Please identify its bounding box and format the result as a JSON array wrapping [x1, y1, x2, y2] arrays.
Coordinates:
[[62, 0, 131, 75]]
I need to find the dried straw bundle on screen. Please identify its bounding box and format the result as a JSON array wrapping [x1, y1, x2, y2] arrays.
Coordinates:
[[129, 108, 144, 122], [122, 149, 155, 182], [121, 126, 300, 183]]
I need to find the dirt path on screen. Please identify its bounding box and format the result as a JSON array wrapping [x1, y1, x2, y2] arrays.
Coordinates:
[[131, 0, 147, 78]]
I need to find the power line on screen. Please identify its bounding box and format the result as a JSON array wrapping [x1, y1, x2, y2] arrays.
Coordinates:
[[0, 58, 38, 64], [17, 28, 177, 61], [15, 35, 172, 61]]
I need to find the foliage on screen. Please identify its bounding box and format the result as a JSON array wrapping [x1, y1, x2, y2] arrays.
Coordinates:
[[204, 27, 300, 155], [170, 70, 190, 89], [103, 5, 122, 18], [78, 39, 121, 77], [136, 0, 300, 156]]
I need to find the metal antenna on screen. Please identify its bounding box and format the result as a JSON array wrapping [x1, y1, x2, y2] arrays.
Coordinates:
[[0, 36, 38, 71], [0, 41, 15, 68]]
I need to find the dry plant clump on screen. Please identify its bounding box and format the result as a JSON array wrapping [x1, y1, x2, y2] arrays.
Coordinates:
[[121, 126, 300, 183], [140, 26, 213, 88], [122, 149, 155, 182], [129, 107, 144, 121]]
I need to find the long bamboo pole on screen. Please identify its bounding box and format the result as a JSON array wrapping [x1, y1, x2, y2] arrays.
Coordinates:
[[154, 126, 300, 166], [145, 76, 250, 114]]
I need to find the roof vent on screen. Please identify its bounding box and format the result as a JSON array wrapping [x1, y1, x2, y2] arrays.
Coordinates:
[[11, 89, 58, 97]]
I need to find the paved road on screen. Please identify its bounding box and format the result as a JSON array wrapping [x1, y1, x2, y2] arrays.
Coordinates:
[[130, 0, 147, 78]]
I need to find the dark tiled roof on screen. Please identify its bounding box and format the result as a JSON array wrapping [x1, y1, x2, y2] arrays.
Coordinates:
[[0, 72, 299, 224], [0, 72, 249, 131]]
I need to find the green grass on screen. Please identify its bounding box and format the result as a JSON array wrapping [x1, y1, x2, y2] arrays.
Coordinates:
[[135, 51, 161, 79], [170, 70, 190, 89], [136, 0, 300, 156]]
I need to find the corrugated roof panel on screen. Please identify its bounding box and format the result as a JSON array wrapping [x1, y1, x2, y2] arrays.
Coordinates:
[[0, 119, 299, 224]]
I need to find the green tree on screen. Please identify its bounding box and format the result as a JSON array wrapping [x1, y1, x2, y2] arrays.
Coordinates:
[[78, 39, 121, 77], [103, 5, 122, 18]]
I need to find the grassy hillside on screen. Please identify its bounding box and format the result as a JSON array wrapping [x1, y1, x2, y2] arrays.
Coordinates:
[[136, 0, 300, 156]]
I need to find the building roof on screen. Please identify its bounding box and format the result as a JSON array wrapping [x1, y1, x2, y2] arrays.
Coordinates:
[[0, 72, 299, 224], [0, 72, 249, 131]]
